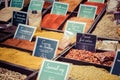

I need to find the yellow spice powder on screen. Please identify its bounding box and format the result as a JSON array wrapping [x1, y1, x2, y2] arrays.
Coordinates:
[[0, 47, 43, 70]]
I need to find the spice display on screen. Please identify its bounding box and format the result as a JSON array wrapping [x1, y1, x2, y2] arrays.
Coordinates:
[[59, 0, 83, 12], [28, 11, 42, 30], [0, 67, 27, 80], [0, 47, 43, 70], [62, 17, 94, 33], [68, 65, 120, 80], [2, 38, 35, 51], [84, 2, 106, 15], [65, 49, 115, 66], [41, 14, 69, 30], [0, 7, 21, 22], [96, 40, 120, 51], [92, 14, 120, 40]]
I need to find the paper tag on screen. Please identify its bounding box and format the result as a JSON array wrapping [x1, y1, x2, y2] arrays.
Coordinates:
[[114, 12, 120, 25], [33, 37, 59, 59], [14, 24, 36, 41], [12, 11, 27, 26], [28, 0, 44, 12], [88, 0, 105, 3], [76, 33, 97, 52], [51, 2, 68, 15], [64, 20, 86, 38], [10, 0, 24, 8], [37, 59, 70, 80], [110, 51, 120, 76], [78, 4, 97, 20]]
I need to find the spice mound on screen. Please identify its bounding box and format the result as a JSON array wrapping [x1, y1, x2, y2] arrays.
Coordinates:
[[69, 65, 120, 80], [0, 67, 27, 80], [41, 14, 69, 30], [65, 49, 115, 66]]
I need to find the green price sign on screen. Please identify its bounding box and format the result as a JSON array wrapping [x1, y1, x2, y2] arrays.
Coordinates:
[[64, 20, 86, 37], [10, 0, 24, 8], [51, 2, 68, 15], [45, 0, 55, 2], [37, 60, 70, 80], [88, 0, 105, 3], [28, 0, 44, 11], [78, 4, 97, 19]]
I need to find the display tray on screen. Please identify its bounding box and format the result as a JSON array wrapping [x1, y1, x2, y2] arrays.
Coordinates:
[[0, 60, 38, 80], [58, 5, 106, 33], [55, 44, 114, 71]]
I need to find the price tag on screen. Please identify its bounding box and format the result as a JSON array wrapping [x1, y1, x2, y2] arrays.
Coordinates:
[[110, 51, 120, 76], [14, 24, 36, 41], [12, 11, 27, 26], [51, 1, 68, 15], [28, 0, 44, 11], [37, 59, 70, 80], [44, 0, 55, 2], [88, 0, 105, 3], [78, 4, 97, 20], [76, 33, 97, 52], [33, 37, 59, 59], [64, 20, 86, 38], [10, 0, 24, 8]]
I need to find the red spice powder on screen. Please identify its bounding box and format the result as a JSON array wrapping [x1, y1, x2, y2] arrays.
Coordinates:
[[62, 17, 94, 33], [41, 14, 69, 30], [84, 2, 106, 15]]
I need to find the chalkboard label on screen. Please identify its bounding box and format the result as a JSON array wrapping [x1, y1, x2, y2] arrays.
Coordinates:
[[110, 51, 120, 76], [37, 59, 70, 80], [76, 33, 97, 52], [28, 0, 44, 11], [12, 11, 27, 26], [64, 20, 86, 38], [14, 24, 36, 41], [33, 37, 59, 59], [10, 0, 24, 8], [88, 0, 105, 3], [78, 4, 97, 20], [51, 2, 68, 15]]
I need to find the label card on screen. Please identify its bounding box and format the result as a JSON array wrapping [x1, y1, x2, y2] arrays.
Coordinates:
[[12, 11, 27, 26], [37, 59, 70, 80], [110, 51, 120, 76], [76, 33, 97, 52], [64, 20, 86, 38], [88, 0, 105, 3], [114, 12, 120, 25], [51, 2, 68, 15], [78, 4, 97, 20], [14, 24, 36, 41], [10, 0, 24, 8], [33, 37, 59, 59], [28, 0, 44, 11]]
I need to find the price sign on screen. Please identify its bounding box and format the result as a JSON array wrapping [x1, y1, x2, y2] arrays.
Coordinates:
[[10, 0, 24, 8], [33, 37, 59, 59], [51, 1, 68, 15], [12, 11, 27, 26], [88, 0, 105, 3], [37, 59, 70, 80], [76, 33, 97, 52], [14, 24, 36, 41], [78, 4, 97, 19]]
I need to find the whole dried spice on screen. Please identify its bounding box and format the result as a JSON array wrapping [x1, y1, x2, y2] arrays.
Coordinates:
[[41, 14, 69, 30], [65, 49, 115, 66]]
